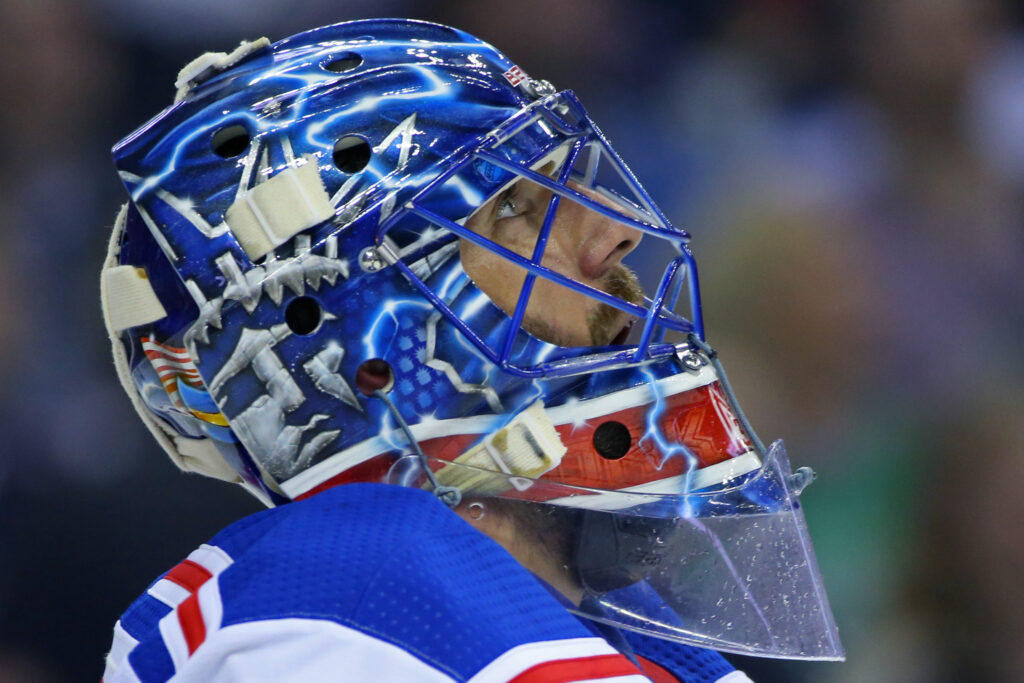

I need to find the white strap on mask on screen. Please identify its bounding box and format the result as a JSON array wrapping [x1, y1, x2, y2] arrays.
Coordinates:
[[226, 158, 336, 261], [435, 399, 566, 494]]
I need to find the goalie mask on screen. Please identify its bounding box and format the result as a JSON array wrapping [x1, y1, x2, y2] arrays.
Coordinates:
[[101, 19, 843, 661]]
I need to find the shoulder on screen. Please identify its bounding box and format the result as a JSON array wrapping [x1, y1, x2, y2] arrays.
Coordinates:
[[626, 628, 752, 683], [106, 484, 649, 682], [212, 484, 579, 632], [216, 484, 612, 676]]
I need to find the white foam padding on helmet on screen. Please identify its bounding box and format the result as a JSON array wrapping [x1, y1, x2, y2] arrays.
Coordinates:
[[101, 204, 242, 485], [226, 159, 336, 261], [101, 265, 168, 333], [174, 37, 271, 103], [173, 435, 244, 481]]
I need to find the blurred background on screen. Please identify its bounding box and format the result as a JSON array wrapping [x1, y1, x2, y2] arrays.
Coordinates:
[[1, 0, 1021, 681]]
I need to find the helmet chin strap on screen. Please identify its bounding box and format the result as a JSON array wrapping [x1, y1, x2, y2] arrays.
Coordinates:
[[373, 389, 463, 507], [686, 334, 767, 457]]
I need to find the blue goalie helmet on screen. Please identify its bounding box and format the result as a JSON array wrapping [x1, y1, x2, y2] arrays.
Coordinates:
[[101, 19, 843, 661]]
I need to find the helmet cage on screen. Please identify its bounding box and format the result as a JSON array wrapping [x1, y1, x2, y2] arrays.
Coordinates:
[[380, 91, 705, 378]]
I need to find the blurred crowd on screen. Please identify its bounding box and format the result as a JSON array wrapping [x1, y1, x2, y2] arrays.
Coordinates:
[[0, 1, 1021, 681]]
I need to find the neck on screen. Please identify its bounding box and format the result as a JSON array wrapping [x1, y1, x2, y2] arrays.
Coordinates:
[[455, 502, 585, 605]]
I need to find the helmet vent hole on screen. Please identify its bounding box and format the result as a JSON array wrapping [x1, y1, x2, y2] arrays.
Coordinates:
[[211, 124, 251, 158], [356, 359, 395, 395], [284, 296, 322, 335], [333, 136, 371, 173], [323, 53, 363, 74], [593, 421, 631, 460]]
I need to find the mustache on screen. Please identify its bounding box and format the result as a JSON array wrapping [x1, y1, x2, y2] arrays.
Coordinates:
[[588, 264, 643, 346], [603, 264, 644, 305], [517, 264, 645, 348]]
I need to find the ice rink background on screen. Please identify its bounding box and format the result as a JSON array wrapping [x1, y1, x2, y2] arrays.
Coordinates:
[[0, 1, 1021, 681]]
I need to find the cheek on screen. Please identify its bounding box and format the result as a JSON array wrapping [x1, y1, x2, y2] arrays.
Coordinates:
[[492, 220, 542, 259], [460, 239, 527, 310]]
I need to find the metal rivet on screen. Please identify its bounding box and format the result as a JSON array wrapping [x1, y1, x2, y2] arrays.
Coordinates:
[[359, 246, 384, 272], [679, 350, 706, 371]]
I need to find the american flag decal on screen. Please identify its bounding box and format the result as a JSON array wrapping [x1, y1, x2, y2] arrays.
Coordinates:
[[503, 65, 527, 86], [142, 336, 203, 410]]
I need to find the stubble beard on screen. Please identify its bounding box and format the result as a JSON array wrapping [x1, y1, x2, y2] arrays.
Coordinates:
[[520, 264, 644, 347]]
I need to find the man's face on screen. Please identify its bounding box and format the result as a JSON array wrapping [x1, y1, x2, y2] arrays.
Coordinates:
[[461, 174, 645, 347]]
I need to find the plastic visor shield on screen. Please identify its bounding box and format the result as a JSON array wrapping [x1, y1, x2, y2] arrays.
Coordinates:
[[378, 91, 702, 377], [390, 440, 842, 661], [575, 440, 844, 661]]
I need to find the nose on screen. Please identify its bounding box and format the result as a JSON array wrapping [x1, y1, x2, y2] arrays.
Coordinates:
[[553, 188, 643, 280]]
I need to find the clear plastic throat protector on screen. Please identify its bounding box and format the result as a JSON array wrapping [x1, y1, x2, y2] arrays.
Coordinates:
[[391, 441, 843, 661]]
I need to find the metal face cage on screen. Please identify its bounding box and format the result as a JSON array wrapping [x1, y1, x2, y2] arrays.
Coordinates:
[[378, 92, 706, 379]]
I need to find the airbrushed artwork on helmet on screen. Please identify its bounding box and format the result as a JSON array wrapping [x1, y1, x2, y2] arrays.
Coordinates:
[[107, 18, 756, 503]]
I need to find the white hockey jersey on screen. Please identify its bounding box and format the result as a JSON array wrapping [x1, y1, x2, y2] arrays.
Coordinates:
[[103, 483, 750, 682]]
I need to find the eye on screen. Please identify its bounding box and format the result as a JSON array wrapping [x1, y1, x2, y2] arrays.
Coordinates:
[[494, 186, 523, 220]]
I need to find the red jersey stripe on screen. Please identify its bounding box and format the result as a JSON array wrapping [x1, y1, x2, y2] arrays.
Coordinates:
[[177, 593, 206, 655], [165, 559, 213, 593], [636, 656, 679, 683], [509, 653, 643, 683]]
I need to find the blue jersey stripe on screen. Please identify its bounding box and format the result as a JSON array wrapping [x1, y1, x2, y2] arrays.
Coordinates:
[[119, 593, 173, 642], [127, 634, 176, 683]]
